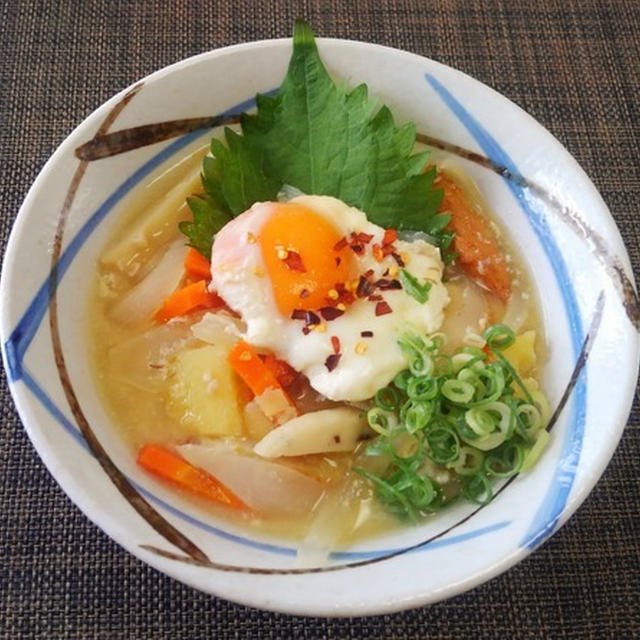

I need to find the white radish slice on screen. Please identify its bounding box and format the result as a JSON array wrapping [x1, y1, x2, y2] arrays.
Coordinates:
[[295, 479, 354, 568], [190, 310, 244, 347], [110, 238, 187, 325], [253, 407, 369, 458], [108, 320, 194, 391], [177, 441, 324, 515]]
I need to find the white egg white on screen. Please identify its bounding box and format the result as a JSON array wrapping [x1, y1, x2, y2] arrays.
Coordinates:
[[211, 195, 449, 401]]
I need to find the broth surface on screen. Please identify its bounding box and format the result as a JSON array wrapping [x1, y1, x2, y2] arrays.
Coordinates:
[[88, 145, 544, 546]]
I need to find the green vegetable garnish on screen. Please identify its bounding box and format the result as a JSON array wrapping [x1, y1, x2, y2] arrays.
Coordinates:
[[399, 269, 432, 303], [355, 324, 550, 520], [181, 19, 444, 255]]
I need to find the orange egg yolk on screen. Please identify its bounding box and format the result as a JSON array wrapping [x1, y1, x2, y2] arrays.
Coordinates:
[[259, 203, 355, 316]]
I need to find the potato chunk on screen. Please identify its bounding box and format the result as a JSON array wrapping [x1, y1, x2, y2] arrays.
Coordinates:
[[166, 344, 243, 437], [502, 330, 536, 376]]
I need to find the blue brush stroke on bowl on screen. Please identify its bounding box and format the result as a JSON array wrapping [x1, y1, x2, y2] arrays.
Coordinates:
[[424, 73, 586, 549]]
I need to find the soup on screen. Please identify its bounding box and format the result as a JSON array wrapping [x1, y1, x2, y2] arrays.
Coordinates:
[[88, 21, 550, 555], [89, 152, 547, 548]]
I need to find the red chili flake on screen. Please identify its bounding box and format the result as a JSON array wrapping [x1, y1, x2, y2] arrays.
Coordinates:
[[368, 294, 383, 302], [335, 256, 342, 267], [383, 228, 398, 245], [349, 243, 365, 255], [291, 309, 321, 325], [333, 237, 348, 251], [331, 336, 341, 354], [319, 306, 345, 321], [364, 269, 374, 278], [325, 353, 342, 372], [361, 331, 374, 338], [356, 275, 375, 298], [391, 252, 405, 267], [375, 301, 393, 316], [353, 231, 374, 244], [299, 288, 310, 299], [372, 244, 384, 262], [375, 278, 402, 290], [302, 326, 311, 335], [340, 291, 355, 305], [382, 244, 396, 257], [283, 250, 306, 272]]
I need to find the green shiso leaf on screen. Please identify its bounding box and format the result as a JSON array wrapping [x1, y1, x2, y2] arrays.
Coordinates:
[[180, 195, 232, 259], [182, 19, 444, 255]]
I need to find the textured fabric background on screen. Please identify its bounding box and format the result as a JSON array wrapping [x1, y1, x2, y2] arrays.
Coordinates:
[[1, 1, 639, 638]]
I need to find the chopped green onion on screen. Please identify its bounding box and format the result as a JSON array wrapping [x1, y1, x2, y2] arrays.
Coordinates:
[[448, 446, 484, 475], [483, 324, 515, 350], [403, 400, 434, 433], [359, 323, 550, 520], [515, 403, 542, 438], [520, 429, 551, 471], [375, 386, 401, 411], [393, 369, 412, 392], [462, 472, 493, 504], [425, 426, 460, 464], [407, 376, 439, 400], [367, 407, 395, 436], [465, 407, 497, 436], [399, 269, 432, 304], [484, 442, 524, 477], [441, 379, 475, 404], [409, 353, 433, 377]]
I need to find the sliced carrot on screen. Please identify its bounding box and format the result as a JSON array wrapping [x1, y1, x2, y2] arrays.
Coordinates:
[[229, 340, 286, 397], [155, 279, 224, 322], [137, 444, 248, 511], [435, 171, 511, 301], [262, 354, 298, 388], [185, 247, 212, 280]]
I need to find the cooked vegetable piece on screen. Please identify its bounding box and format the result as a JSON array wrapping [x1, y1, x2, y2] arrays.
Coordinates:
[[166, 344, 243, 437], [102, 160, 204, 273], [110, 238, 188, 326], [228, 341, 297, 424], [243, 399, 275, 441], [262, 354, 298, 388], [177, 440, 324, 515], [435, 171, 511, 301], [254, 407, 369, 458], [502, 330, 536, 376], [229, 341, 281, 396], [184, 247, 212, 280], [137, 443, 247, 511], [108, 321, 194, 391], [155, 280, 224, 323], [190, 311, 243, 346]]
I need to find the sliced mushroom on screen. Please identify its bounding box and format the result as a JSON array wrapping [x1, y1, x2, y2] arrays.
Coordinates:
[[253, 407, 370, 458]]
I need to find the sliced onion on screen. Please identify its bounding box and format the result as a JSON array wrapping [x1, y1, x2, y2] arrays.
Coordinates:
[[190, 311, 244, 346], [501, 290, 530, 334], [108, 321, 194, 391], [440, 276, 489, 351], [110, 238, 187, 326], [177, 441, 324, 515], [295, 478, 355, 568]]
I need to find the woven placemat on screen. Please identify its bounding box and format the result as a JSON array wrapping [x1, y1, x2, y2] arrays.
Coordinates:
[[1, 1, 639, 638]]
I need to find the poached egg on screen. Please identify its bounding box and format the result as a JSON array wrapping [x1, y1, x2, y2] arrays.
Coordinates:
[[211, 195, 449, 401]]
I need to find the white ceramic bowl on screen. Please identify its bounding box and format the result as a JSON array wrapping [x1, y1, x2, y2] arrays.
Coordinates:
[[2, 37, 639, 616]]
